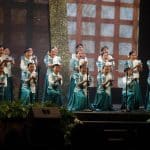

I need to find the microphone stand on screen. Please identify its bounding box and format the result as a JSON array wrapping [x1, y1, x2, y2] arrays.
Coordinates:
[[84, 67, 92, 112], [36, 64, 40, 101], [125, 70, 128, 112], [123, 68, 129, 112], [86, 67, 89, 109]]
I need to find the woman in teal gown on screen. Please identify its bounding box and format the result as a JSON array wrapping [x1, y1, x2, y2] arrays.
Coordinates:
[[67, 62, 88, 111], [20, 63, 38, 104], [125, 51, 143, 110], [0, 65, 7, 101], [121, 67, 136, 111], [43, 47, 61, 102], [3, 47, 15, 101], [92, 64, 113, 111], [47, 63, 63, 106], [146, 60, 150, 111], [67, 51, 80, 103], [67, 44, 88, 103]]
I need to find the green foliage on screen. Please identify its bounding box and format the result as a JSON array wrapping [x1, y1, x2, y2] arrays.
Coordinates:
[[60, 107, 78, 145], [0, 101, 30, 119], [0, 100, 79, 145]]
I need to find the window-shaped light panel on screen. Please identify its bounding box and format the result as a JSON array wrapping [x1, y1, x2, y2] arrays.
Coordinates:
[[121, 0, 134, 4], [119, 25, 133, 38], [101, 6, 115, 19], [82, 4, 96, 18], [67, 21, 76, 35], [102, 0, 115, 2], [120, 7, 134, 20], [82, 22, 95, 35], [82, 40, 95, 54], [87, 58, 95, 72], [67, 3, 77, 17], [118, 60, 126, 73], [101, 23, 114, 37], [68, 40, 76, 53], [119, 42, 132, 55]]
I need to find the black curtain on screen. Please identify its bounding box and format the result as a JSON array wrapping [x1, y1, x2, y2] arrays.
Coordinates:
[[139, 0, 150, 104]]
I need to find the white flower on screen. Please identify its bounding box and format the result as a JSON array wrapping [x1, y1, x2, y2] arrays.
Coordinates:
[[74, 117, 83, 124]]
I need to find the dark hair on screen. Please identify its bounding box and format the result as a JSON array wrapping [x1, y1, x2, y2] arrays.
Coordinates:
[[51, 46, 56, 49], [24, 48, 33, 53], [49, 47, 57, 53], [25, 47, 32, 50], [101, 46, 108, 52], [52, 64, 60, 68], [28, 62, 35, 67], [76, 43, 83, 49], [129, 50, 136, 56], [80, 62, 87, 69], [4, 47, 9, 50]]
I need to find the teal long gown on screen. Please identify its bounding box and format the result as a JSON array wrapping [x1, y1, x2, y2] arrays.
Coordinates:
[[67, 72, 87, 111], [121, 75, 136, 111], [146, 60, 150, 111], [92, 72, 113, 111], [47, 72, 63, 106]]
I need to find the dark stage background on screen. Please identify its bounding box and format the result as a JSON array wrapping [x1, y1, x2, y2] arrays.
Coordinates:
[[139, 0, 150, 105]]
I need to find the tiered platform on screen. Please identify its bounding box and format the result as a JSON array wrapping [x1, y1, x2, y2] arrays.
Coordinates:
[[0, 107, 150, 150], [70, 109, 150, 150]]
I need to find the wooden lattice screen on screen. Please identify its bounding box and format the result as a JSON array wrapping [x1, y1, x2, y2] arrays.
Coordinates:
[[67, 0, 140, 87]]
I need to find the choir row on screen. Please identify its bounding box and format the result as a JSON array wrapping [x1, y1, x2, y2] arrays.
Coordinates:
[[0, 44, 149, 112]]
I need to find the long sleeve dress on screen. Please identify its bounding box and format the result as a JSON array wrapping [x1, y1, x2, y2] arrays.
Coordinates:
[[67, 72, 88, 111], [92, 72, 113, 111], [146, 60, 150, 111], [43, 54, 61, 101], [0, 72, 7, 101], [121, 74, 136, 111], [125, 59, 143, 109], [20, 70, 38, 104], [47, 72, 63, 106]]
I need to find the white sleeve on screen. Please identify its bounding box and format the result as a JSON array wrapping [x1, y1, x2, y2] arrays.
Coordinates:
[[20, 57, 27, 71], [4, 76, 7, 87], [48, 74, 54, 85]]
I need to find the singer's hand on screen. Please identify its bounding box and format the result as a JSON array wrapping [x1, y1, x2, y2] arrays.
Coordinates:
[[48, 64, 53, 67], [57, 77, 62, 81], [109, 79, 114, 82], [109, 59, 114, 62]]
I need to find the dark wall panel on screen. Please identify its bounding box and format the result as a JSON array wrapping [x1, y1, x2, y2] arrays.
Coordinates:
[[0, 0, 50, 100], [139, 0, 150, 103]]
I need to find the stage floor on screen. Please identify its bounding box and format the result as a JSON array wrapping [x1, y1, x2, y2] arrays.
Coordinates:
[[70, 105, 150, 150], [73, 104, 150, 122]]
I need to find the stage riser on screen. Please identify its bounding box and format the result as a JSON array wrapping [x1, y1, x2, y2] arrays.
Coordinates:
[[74, 112, 150, 122], [71, 123, 150, 150], [70, 111, 150, 149]]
